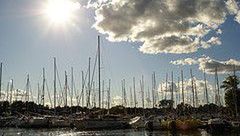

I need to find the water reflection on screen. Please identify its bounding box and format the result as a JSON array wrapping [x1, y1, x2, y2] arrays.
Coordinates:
[[0, 128, 240, 136]]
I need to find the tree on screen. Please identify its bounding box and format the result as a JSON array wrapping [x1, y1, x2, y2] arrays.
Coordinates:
[[221, 75, 240, 117], [158, 100, 174, 109]]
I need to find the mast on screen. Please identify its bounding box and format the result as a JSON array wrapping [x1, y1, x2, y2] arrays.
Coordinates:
[[152, 72, 156, 108], [98, 36, 101, 108], [92, 81, 96, 107], [0, 62, 2, 100], [165, 73, 168, 100], [42, 68, 45, 106], [181, 70, 184, 104], [194, 79, 198, 107], [171, 71, 174, 105], [10, 79, 13, 103], [102, 80, 105, 108], [140, 75, 144, 109], [190, 69, 195, 107], [71, 67, 74, 107], [53, 57, 57, 109], [87, 57, 91, 108], [64, 71, 68, 107], [215, 67, 221, 106], [123, 79, 127, 107], [26, 74, 30, 102], [204, 69, 209, 104], [107, 79, 111, 110], [152, 73, 155, 108], [177, 77, 180, 106], [160, 83, 163, 100], [37, 83, 40, 104], [133, 77, 136, 108], [81, 71, 85, 107], [130, 86, 133, 107], [6, 82, 9, 101]]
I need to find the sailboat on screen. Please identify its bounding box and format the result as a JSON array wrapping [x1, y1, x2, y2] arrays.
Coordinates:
[[73, 36, 130, 130]]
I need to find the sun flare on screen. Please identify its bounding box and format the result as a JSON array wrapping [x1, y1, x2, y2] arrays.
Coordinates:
[[44, 0, 80, 25]]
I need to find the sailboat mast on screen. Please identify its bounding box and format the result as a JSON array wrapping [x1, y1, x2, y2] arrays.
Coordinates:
[[194, 79, 198, 107], [26, 74, 30, 102], [130, 86, 133, 107], [53, 57, 57, 109], [81, 71, 84, 107], [177, 77, 180, 106], [64, 71, 68, 107], [98, 36, 101, 108], [102, 80, 105, 108], [71, 67, 74, 107], [42, 68, 45, 106], [204, 69, 209, 104], [37, 83, 40, 105], [181, 70, 184, 104], [6, 82, 9, 101], [190, 69, 195, 107], [171, 71, 174, 105], [107, 79, 111, 110], [165, 73, 168, 100], [10, 79, 13, 103], [87, 57, 91, 108], [215, 67, 220, 106], [133, 77, 136, 108], [0, 62, 2, 100], [141, 75, 144, 109]]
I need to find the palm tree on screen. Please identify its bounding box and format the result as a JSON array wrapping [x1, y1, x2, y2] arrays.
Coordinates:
[[221, 75, 239, 117]]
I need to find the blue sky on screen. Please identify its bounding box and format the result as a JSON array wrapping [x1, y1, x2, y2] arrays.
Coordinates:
[[1, 0, 240, 106]]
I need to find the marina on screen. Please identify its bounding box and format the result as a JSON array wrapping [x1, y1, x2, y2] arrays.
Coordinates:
[[1, 0, 240, 135]]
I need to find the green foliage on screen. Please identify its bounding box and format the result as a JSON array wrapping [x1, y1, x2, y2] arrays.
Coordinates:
[[221, 75, 240, 116], [158, 99, 174, 108]]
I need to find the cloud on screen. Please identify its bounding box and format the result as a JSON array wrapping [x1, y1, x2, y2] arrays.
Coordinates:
[[226, 0, 240, 24], [158, 77, 214, 104], [236, 11, 240, 23], [158, 82, 177, 92], [171, 56, 240, 74], [170, 58, 198, 65], [91, 0, 240, 54], [111, 95, 122, 106], [201, 37, 222, 49]]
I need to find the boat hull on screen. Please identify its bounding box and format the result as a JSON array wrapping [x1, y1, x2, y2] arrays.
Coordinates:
[[74, 119, 130, 130]]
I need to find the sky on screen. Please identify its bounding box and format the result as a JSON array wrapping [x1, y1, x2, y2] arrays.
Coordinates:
[[1, 0, 240, 107]]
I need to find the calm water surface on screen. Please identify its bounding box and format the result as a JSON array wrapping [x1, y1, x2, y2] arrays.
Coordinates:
[[0, 128, 239, 136]]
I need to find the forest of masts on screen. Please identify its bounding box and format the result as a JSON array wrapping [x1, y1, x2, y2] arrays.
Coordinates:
[[0, 60, 226, 110]]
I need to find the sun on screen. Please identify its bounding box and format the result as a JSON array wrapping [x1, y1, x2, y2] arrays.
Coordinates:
[[43, 0, 80, 25]]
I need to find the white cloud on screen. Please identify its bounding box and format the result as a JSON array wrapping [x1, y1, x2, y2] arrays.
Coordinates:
[[170, 58, 198, 65], [158, 77, 214, 105], [91, 0, 240, 54], [201, 37, 222, 49], [226, 0, 239, 14], [111, 95, 122, 106], [171, 56, 240, 74], [235, 11, 240, 23]]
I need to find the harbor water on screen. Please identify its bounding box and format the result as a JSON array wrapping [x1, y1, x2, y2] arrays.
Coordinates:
[[0, 128, 239, 136]]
